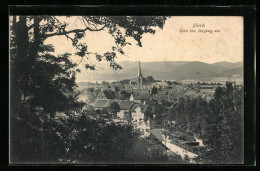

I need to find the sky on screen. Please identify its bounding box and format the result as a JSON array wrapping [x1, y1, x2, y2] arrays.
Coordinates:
[[43, 16, 244, 82], [45, 16, 243, 64]]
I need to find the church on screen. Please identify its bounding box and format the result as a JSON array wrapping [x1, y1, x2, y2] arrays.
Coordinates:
[[137, 61, 143, 88]]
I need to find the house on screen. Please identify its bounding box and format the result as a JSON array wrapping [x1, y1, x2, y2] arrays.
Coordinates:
[[200, 85, 215, 94], [169, 92, 185, 101], [116, 100, 135, 120], [93, 99, 135, 120], [184, 89, 201, 99], [96, 91, 108, 99], [131, 104, 148, 122], [130, 93, 151, 104], [94, 99, 134, 110], [151, 81, 169, 89]]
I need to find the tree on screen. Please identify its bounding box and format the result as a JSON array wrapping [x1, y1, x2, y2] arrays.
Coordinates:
[[144, 105, 153, 122], [149, 103, 167, 129], [143, 76, 155, 85], [69, 120, 180, 163], [203, 82, 243, 164], [187, 83, 243, 164], [160, 99, 172, 107], [117, 90, 131, 100], [10, 15, 168, 163], [123, 111, 132, 123], [114, 86, 120, 94], [10, 15, 167, 116], [120, 79, 130, 84], [103, 90, 116, 99], [108, 102, 121, 119], [146, 76, 155, 82], [166, 81, 172, 85], [151, 86, 158, 96]]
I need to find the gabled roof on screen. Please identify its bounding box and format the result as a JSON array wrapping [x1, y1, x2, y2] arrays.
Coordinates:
[[94, 99, 134, 110], [105, 100, 117, 107], [131, 93, 151, 100], [97, 91, 108, 98], [131, 104, 148, 112], [147, 129, 164, 142], [94, 99, 109, 108], [152, 81, 169, 87], [117, 100, 135, 110]]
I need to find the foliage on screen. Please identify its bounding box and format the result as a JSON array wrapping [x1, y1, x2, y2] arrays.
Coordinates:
[[10, 15, 169, 163], [159, 82, 243, 164], [12, 111, 181, 163], [151, 86, 158, 95], [166, 81, 172, 85], [147, 102, 168, 129], [172, 81, 182, 85], [200, 82, 243, 164], [123, 111, 132, 123], [143, 76, 155, 85], [113, 86, 121, 94], [120, 79, 130, 84], [160, 99, 172, 107], [103, 90, 116, 99], [108, 102, 121, 116], [117, 90, 131, 100]]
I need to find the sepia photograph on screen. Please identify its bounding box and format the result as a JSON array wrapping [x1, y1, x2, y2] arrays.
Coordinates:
[[9, 15, 244, 164]]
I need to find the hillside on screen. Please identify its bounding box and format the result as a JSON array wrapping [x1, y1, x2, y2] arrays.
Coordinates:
[[78, 61, 243, 81]]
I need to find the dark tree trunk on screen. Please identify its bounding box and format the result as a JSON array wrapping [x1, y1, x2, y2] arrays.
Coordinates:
[[30, 16, 41, 60], [10, 16, 30, 163], [10, 16, 29, 117]]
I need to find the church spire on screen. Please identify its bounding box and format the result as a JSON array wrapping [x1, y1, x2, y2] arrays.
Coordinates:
[[137, 61, 143, 88], [138, 61, 142, 78]]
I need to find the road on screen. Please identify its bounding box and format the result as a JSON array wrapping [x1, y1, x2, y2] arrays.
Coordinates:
[[163, 136, 198, 160]]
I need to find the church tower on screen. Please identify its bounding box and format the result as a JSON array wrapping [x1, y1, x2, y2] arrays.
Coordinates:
[[137, 61, 143, 88]]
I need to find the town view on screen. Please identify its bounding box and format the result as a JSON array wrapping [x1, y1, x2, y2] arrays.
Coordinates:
[[10, 16, 243, 164], [74, 61, 243, 164]]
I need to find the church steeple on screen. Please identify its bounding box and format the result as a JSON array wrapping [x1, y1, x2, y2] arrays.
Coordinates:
[[138, 61, 142, 78], [137, 61, 143, 88]]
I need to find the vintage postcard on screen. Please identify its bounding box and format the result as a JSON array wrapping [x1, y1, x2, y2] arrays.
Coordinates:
[[9, 16, 244, 164]]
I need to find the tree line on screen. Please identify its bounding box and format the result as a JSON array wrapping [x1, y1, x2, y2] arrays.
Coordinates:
[[145, 82, 243, 164]]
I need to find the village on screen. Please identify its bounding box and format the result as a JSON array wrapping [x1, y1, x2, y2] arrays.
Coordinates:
[[74, 61, 240, 162], [9, 14, 245, 165]]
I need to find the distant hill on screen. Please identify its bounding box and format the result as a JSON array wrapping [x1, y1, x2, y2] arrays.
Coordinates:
[[211, 61, 243, 69], [79, 61, 243, 81]]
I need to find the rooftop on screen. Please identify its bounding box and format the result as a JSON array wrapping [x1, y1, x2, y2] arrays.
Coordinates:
[[131, 93, 151, 100], [131, 104, 148, 112], [94, 99, 135, 110], [147, 129, 164, 142]]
